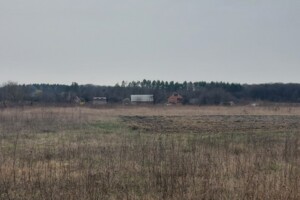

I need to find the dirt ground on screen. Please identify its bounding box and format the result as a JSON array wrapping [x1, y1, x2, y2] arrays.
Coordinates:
[[121, 115, 300, 134]]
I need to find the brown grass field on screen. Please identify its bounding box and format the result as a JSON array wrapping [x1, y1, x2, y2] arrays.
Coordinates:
[[1, 105, 300, 199]]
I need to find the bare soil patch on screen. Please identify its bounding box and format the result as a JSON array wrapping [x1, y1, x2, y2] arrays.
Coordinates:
[[121, 115, 300, 134]]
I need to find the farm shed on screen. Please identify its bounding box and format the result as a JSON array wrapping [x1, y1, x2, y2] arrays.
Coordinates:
[[168, 93, 183, 104], [131, 95, 154, 104], [93, 97, 107, 105]]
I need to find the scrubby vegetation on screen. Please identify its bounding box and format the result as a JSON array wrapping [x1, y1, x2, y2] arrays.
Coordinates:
[[1, 106, 300, 199]]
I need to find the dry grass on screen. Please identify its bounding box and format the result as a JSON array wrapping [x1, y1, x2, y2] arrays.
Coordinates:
[[0, 106, 300, 199]]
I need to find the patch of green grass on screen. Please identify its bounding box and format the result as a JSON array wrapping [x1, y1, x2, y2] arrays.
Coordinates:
[[199, 130, 296, 146], [89, 120, 127, 134], [268, 162, 282, 172]]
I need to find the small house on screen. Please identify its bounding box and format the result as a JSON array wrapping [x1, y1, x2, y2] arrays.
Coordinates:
[[131, 95, 154, 104], [93, 97, 107, 105], [168, 93, 183, 104]]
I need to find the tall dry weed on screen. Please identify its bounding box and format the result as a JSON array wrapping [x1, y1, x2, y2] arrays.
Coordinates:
[[0, 106, 300, 199]]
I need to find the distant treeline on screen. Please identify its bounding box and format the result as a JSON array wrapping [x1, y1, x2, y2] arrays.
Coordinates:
[[0, 80, 300, 105]]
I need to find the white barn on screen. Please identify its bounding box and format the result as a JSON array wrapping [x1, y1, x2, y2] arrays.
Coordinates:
[[130, 95, 154, 103]]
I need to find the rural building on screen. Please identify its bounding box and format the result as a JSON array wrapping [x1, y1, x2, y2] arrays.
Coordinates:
[[93, 97, 107, 105], [131, 95, 154, 104], [168, 93, 183, 104]]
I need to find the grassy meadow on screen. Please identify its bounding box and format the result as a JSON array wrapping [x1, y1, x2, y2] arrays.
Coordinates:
[[0, 106, 300, 199]]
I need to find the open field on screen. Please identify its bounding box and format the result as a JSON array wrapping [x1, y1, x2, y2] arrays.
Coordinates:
[[1, 106, 300, 199]]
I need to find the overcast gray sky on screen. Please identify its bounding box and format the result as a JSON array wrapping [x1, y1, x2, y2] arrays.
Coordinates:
[[0, 0, 299, 85]]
